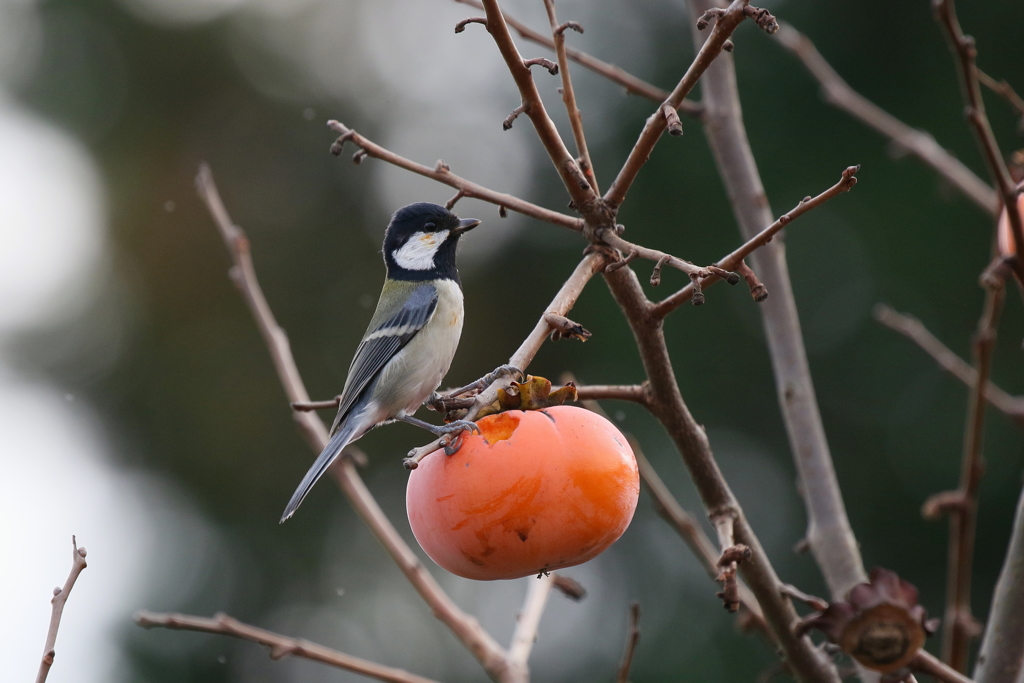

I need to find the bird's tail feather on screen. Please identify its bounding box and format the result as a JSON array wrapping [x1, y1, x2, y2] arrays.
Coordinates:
[[279, 418, 361, 523]]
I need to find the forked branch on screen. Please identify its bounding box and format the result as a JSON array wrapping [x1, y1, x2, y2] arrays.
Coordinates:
[[653, 166, 859, 317]]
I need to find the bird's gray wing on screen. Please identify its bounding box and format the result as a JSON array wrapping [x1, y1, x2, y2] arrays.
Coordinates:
[[331, 282, 439, 430]]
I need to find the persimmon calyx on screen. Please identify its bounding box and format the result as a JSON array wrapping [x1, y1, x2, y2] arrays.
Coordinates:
[[471, 375, 578, 419]]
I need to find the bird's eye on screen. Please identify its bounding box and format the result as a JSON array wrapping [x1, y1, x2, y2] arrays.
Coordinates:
[[424, 222, 436, 231]]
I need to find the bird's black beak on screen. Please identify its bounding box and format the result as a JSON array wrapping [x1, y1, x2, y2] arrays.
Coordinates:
[[453, 218, 481, 235]]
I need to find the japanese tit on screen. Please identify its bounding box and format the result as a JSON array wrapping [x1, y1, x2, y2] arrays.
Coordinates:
[[280, 202, 480, 522]]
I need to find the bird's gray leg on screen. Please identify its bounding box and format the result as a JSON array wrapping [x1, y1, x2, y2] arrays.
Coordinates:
[[398, 415, 480, 456], [397, 414, 480, 436]]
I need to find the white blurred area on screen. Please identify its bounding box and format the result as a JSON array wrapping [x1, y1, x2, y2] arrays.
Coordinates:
[[0, 3, 218, 681]]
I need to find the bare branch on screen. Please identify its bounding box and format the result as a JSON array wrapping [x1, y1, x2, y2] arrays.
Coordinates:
[[653, 166, 859, 318], [604, 0, 750, 209], [575, 383, 647, 404], [192, 165, 514, 682], [602, 230, 712, 281], [452, 0, 701, 115], [614, 603, 641, 683], [911, 651, 976, 683], [551, 574, 587, 601], [773, 22, 996, 216], [973, 483, 1024, 683], [542, 0, 598, 192], [508, 574, 554, 670], [455, 16, 487, 33], [934, 0, 1024, 279], [602, 264, 840, 683], [135, 611, 442, 683], [938, 284, 1005, 670], [977, 69, 1024, 127], [36, 536, 88, 683], [873, 304, 1024, 425], [689, 0, 867, 605], [543, 313, 591, 342], [327, 121, 583, 232], [523, 57, 558, 75]]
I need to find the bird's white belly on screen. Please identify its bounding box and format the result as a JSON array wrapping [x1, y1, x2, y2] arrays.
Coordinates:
[[374, 279, 464, 417]]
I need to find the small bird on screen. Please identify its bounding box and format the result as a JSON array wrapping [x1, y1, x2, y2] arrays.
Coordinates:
[[280, 202, 481, 522]]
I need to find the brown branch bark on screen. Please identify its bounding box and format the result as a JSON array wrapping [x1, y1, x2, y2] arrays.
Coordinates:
[[977, 69, 1024, 126], [912, 651, 977, 683], [602, 265, 840, 683], [478, 0, 601, 214], [937, 285, 1006, 671], [934, 0, 1024, 279], [192, 165, 518, 683], [773, 23, 996, 216], [575, 383, 648, 404], [451, 0, 701, 115], [689, 0, 867, 603], [326, 121, 583, 232], [614, 602, 642, 683], [653, 166, 859, 317], [973, 483, 1024, 683], [135, 612, 442, 683], [36, 536, 87, 683], [604, 0, 751, 209], [542, 0, 598, 192], [873, 304, 1024, 426]]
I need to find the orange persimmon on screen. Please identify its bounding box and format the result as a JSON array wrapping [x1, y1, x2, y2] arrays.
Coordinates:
[[997, 191, 1024, 257], [406, 406, 639, 581]]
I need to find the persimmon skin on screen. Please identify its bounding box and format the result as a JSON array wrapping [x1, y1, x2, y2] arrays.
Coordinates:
[[997, 192, 1024, 257], [406, 406, 639, 581]]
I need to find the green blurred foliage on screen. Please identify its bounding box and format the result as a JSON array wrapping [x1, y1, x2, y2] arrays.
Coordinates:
[[11, 0, 1024, 680]]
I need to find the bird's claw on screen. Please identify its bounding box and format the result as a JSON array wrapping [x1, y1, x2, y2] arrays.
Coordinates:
[[435, 420, 479, 456], [483, 364, 524, 385]]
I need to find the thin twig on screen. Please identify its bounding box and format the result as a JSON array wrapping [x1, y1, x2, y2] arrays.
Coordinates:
[[191, 165, 514, 682], [602, 231, 711, 280], [478, 0, 601, 214], [36, 536, 88, 683], [873, 304, 1024, 425], [973, 482, 1024, 683], [451, 0, 701, 116], [135, 612, 442, 683], [689, 0, 867, 608], [977, 69, 1024, 127], [575, 384, 648, 404], [615, 603, 641, 683], [774, 22, 996, 216], [542, 0, 598, 192], [508, 574, 555, 670], [911, 651, 976, 683], [653, 166, 859, 318], [937, 284, 1006, 670], [934, 0, 1024, 279], [551, 574, 587, 601], [327, 121, 583, 233], [604, 0, 751, 209]]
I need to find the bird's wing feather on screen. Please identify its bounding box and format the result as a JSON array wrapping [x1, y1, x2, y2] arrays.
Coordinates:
[[331, 282, 439, 430]]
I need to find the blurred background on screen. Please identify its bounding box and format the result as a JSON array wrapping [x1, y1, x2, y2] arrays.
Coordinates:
[[2, 0, 1023, 680]]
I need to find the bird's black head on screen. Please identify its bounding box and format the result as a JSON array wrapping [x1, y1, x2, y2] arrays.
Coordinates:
[[382, 202, 480, 284]]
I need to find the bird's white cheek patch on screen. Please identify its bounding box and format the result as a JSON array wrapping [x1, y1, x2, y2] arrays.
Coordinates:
[[394, 230, 449, 270]]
